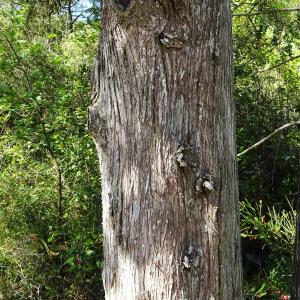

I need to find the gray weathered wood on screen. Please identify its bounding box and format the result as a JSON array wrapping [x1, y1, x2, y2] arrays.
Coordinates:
[[89, 1, 243, 299]]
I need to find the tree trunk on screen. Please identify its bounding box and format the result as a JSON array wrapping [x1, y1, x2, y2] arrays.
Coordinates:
[[89, 1, 243, 299]]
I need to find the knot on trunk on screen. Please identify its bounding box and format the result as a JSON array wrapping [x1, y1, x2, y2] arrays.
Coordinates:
[[175, 145, 199, 169], [195, 173, 215, 193], [182, 245, 202, 270], [113, 0, 132, 12]]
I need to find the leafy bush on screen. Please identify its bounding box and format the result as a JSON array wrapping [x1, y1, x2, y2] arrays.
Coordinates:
[[0, 1, 103, 298]]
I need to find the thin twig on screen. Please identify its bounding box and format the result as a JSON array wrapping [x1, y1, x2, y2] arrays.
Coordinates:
[[261, 54, 300, 72], [234, 7, 300, 17], [237, 121, 300, 157]]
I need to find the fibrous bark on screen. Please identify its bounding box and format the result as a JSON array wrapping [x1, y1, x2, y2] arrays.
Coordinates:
[[89, 1, 243, 299]]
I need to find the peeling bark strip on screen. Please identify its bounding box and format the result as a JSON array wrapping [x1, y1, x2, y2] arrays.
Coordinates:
[[89, 1, 243, 299]]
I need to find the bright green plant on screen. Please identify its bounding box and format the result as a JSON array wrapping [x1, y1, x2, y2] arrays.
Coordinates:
[[241, 199, 296, 254], [241, 199, 296, 298]]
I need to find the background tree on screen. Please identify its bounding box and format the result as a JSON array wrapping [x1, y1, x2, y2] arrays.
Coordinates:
[[89, 0, 243, 298]]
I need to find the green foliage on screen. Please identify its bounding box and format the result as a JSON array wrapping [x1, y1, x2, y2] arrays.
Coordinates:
[[241, 199, 295, 299], [0, 0, 103, 298], [241, 199, 295, 253], [233, 1, 299, 298], [233, 0, 300, 203]]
